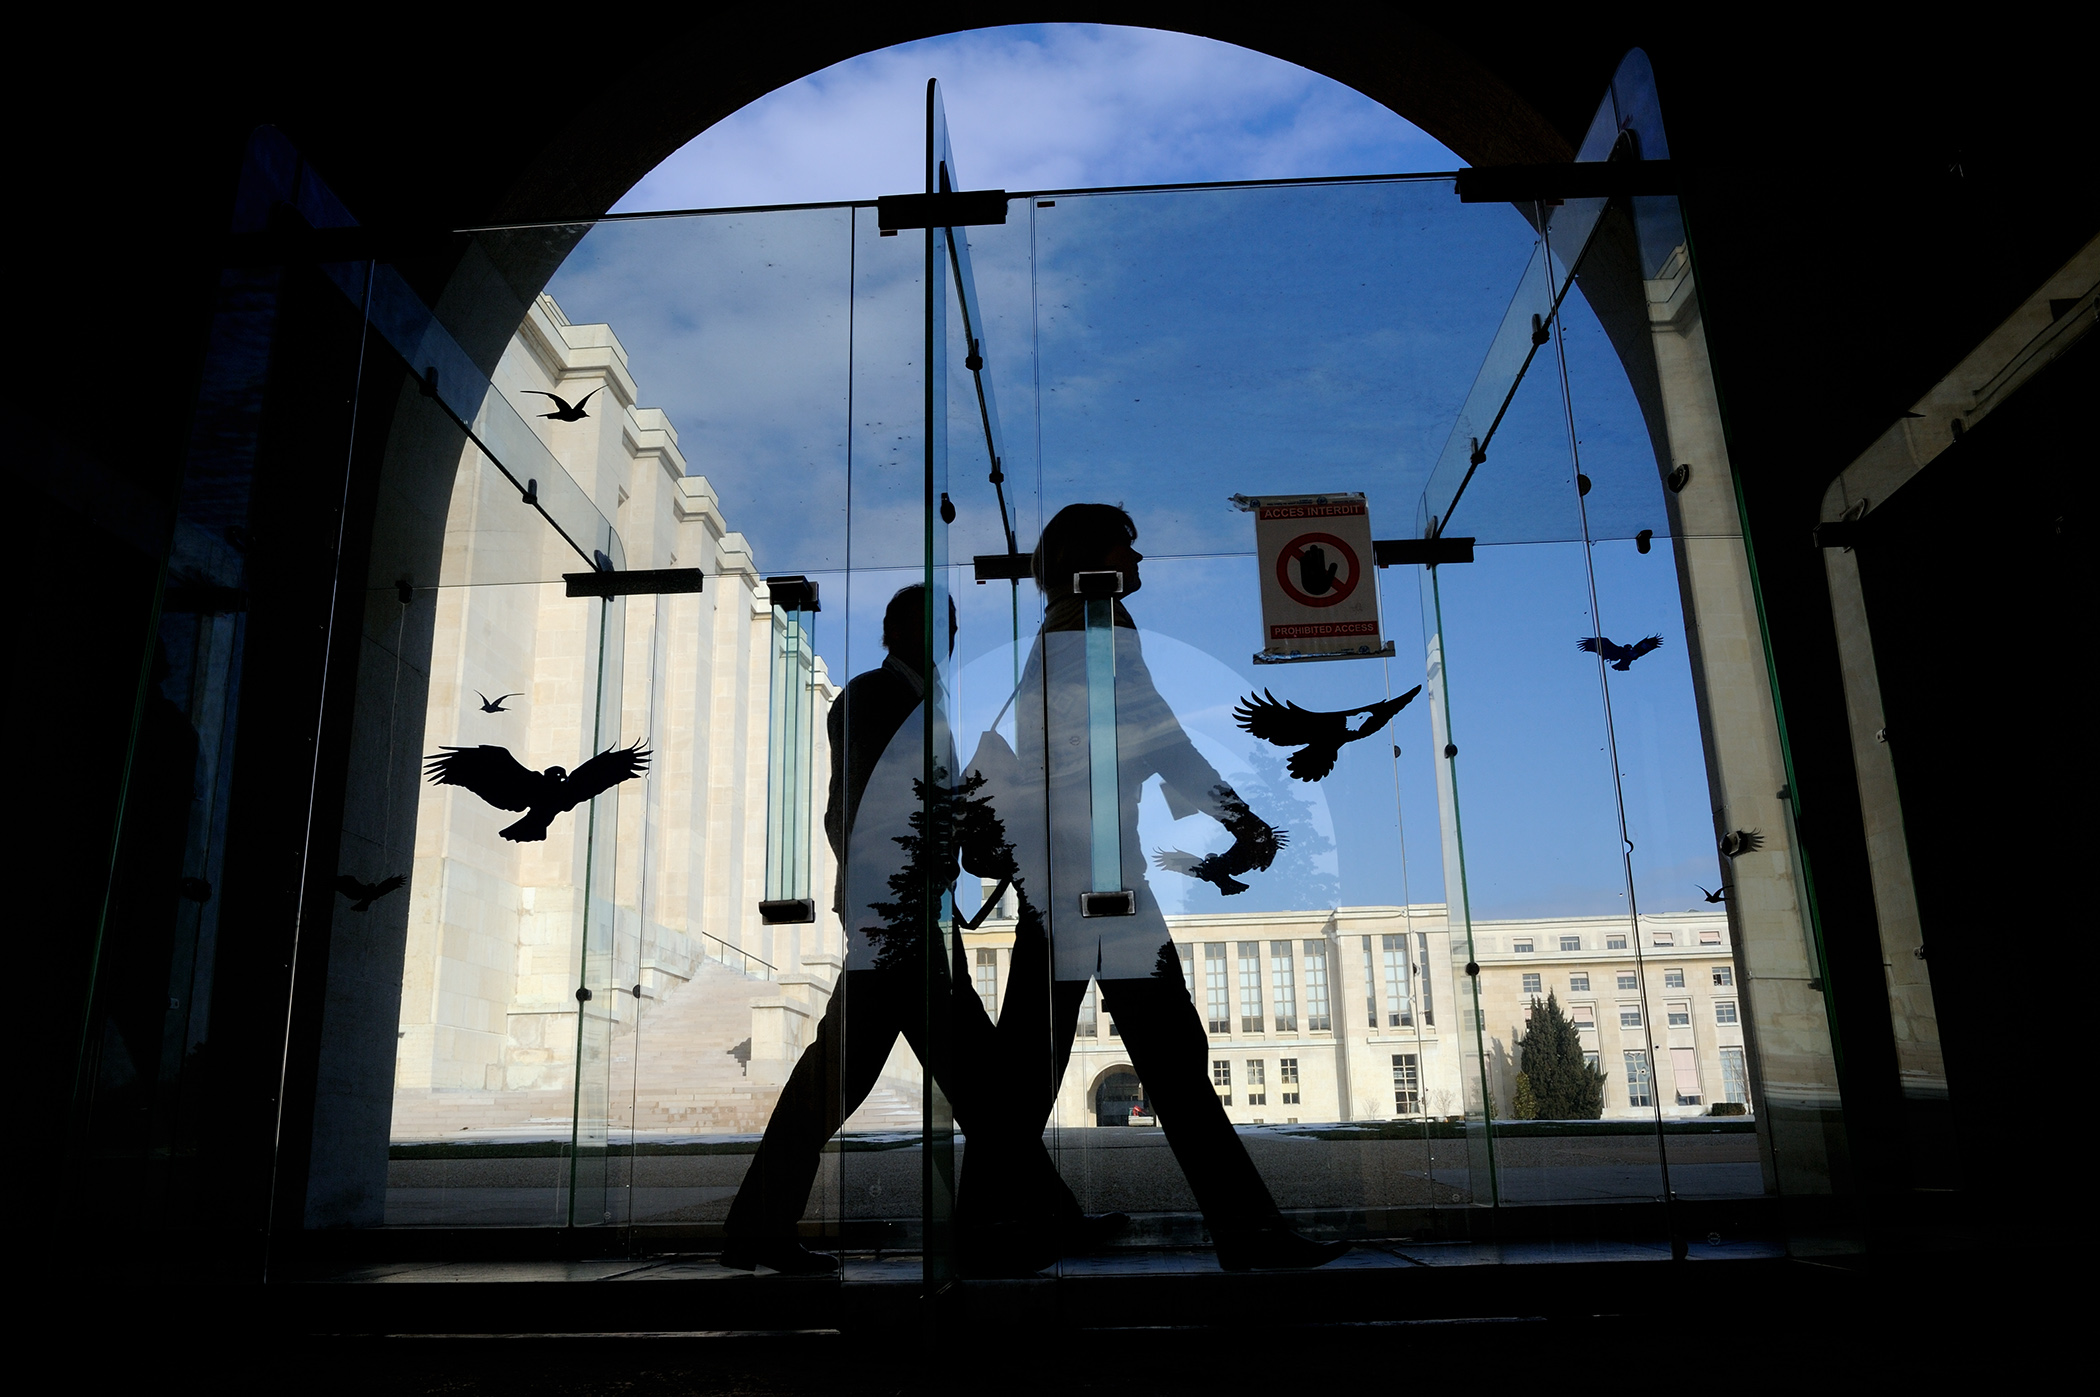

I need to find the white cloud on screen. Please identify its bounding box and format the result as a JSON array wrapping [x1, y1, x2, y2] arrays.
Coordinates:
[[611, 24, 1459, 213]]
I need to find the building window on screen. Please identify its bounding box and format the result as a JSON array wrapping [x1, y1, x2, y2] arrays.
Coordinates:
[[1280, 1058, 1301, 1105], [974, 948, 1000, 1017], [1624, 1050, 1654, 1107], [1671, 1047, 1701, 1105], [1521, 972, 1542, 995], [1560, 936, 1581, 952], [1513, 938, 1534, 954], [1392, 1054, 1421, 1116], [1663, 968, 1685, 988], [1666, 1001, 1691, 1027], [1571, 1003, 1596, 1031], [1584, 1051, 1600, 1074], [1720, 1046, 1748, 1104], [1205, 944, 1231, 1034], [1620, 1004, 1643, 1029], [1652, 931, 1675, 947], [1700, 926, 1723, 945], [1382, 934, 1413, 1028], [1301, 940, 1331, 1032], [1617, 972, 1638, 991], [1247, 1058, 1267, 1105], [1714, 1000, 1739, 1026], [1239, 942, 1265, 1033], [1269, 942, 1298, 1033], [1181, 944, 1196, 1002], [1712, 965, 1734, 988], [1570, 972, 1591, 992], [1416, 931, 1437, 1027], [1212, 1058, 1232, 1105], [1077, 981, 1098, 1039], [1363, 937, 1378, 1029], [1107, 1011, 1120, 1038], [1607, 934, 1628, 950]]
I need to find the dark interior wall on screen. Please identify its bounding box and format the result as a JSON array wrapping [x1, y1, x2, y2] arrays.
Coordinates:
[[21, 10, 2093, 1241]]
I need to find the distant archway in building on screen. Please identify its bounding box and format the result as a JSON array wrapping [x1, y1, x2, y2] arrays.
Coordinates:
[[1092, 1066, 1145, 1127]]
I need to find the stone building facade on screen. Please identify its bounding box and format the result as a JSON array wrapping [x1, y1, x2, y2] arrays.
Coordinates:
[[390, 295, 846, 1137]]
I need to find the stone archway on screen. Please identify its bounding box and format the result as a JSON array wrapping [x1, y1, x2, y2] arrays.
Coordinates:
[[1091, 1065, 1146, 1127], [313, 17, 1589, 1220]]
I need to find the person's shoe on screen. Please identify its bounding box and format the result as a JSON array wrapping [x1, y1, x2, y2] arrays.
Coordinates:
[[719, 1239, 841, 1275], [1214, 1224, 1350, 1272], [1062, 1211, 1132, 1255]]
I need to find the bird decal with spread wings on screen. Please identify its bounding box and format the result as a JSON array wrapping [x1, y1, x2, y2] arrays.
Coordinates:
[[519, 388, 602, 422], [1232, 685, 1423, 782], [1577, 634, 1665, 670], [1152, 825, 1289, 897], [335, 874, 405, 911], [424, 739, 650, 842]]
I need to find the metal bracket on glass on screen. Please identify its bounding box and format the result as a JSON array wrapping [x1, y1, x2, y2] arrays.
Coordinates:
[[877, 190, 1010, 230], [564, 567, 704, 598], [973, 552, 1033, 584], [1374, 537, 1476, 567], [1075, 570, 1134, 917], [758, 898, 817, 925]]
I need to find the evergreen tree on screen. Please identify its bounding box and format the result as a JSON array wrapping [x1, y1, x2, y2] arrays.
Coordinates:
[[1510, 1072, 1538, 1120], [1515, 991, 1606, 1119]]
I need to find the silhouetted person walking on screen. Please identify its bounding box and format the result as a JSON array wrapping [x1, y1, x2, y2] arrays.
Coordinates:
[[721, 585, 1087, 1274], [987, 504, 1348, 1271]]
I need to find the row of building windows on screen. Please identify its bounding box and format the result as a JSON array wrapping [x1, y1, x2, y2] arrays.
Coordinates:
[[1507, 926, 1724, 953], [1210, 1056, 1303, 1107], [1519, 965, 1734, 996], [1189, 939, 1346, 1036], [1557, 1000, 1739, 1030], [1616, 1045, 1749, 1108]]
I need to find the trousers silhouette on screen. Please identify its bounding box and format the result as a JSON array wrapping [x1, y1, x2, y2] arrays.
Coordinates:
[[721, 953, 1079, 1246]]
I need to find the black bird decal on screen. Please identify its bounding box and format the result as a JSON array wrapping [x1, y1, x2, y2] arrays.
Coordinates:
[[1233, 686, 1423, 782], [1152, 825, 1288, 896], [476, 691, 522, 713], [1718, 829, 1763, 859], [336, 873, 406, 911], [1577, 634, 1665, 670], [425, 740, 651, 841], [1697, 884, 1730, 904], [519, 388, 602, 422]]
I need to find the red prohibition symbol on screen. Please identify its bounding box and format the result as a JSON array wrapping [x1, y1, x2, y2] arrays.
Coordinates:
[[1276, 531, 1361, 608]]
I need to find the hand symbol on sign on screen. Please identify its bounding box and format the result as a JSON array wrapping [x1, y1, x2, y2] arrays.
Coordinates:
[[1296, 543, 1340, 597]]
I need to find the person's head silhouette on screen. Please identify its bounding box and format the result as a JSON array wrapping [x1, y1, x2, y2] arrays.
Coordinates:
[[1033, 503, 1143, 599], [881, 583, 957, 675]]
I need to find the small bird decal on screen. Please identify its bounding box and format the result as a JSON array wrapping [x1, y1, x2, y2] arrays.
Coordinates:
[[1718, 829, 1763, 858], [1233, 686, 1423, 782], [1577, 634, 1665, 670], [476, 691, 522, 713], [335, 873, 406, 911], [1152, 825, 1288, 896], [1697, 883, 1730, 904], [425, 740, 650, 842], [519, 388, 602, 422]]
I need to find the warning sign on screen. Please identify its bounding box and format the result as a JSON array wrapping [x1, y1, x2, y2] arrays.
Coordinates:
[[1238, 493, 1390, 663]]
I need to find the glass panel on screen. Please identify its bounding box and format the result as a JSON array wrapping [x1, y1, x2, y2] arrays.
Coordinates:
[[274, 45, 1845, 1271]]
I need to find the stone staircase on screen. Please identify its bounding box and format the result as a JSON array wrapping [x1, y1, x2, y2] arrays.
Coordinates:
[[620, 959, 792, 1133], [392, 958, 925, 1141]]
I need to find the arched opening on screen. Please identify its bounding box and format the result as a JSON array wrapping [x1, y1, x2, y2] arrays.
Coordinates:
[[1092, 1066, 1147, 1127], [76, 17, 1843, 1257]]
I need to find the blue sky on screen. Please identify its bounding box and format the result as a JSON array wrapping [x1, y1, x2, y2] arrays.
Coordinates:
[[542, 25, 1726, 922]]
